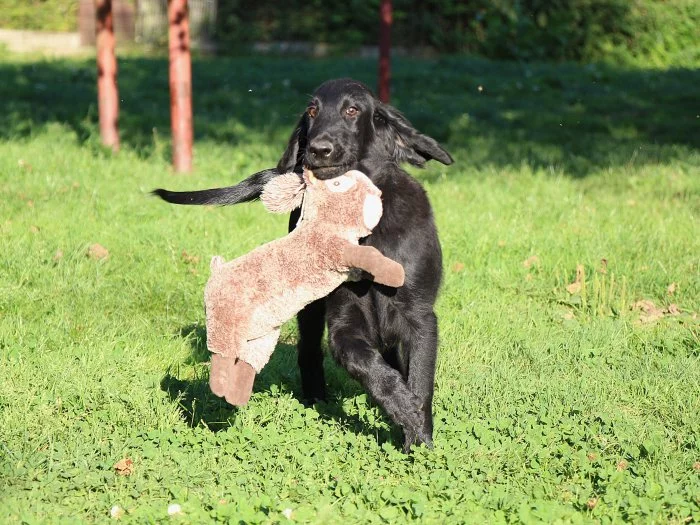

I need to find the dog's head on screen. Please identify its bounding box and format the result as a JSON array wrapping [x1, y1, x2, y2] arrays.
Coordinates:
[[277, 78, 453, 180]]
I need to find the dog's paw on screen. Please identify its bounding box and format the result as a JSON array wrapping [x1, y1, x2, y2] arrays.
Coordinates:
[[403, 427, 433, 453], [397, 392, 434, 453], [302, 384, 327, 405], [395, 392, 425, 438]]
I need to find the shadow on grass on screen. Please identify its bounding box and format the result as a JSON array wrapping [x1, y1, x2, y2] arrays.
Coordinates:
[[160, 323, 399, 446], [0, 55, 697, 178]]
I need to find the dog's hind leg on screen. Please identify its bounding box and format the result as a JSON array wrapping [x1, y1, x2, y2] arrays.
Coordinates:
[[296, 299, 327, 402], [289, 208, 328, 403]]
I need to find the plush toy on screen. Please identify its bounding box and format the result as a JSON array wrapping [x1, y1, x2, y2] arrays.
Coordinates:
[[205, 169, 404, 406]]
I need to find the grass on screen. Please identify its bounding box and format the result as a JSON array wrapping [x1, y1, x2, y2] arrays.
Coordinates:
[[0, 51, 699, 523]]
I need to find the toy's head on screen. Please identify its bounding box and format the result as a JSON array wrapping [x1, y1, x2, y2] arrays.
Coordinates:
[[261, 170, 382, 236]]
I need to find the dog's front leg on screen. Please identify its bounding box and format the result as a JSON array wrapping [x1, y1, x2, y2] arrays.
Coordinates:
[[326, 297, 427, 452]]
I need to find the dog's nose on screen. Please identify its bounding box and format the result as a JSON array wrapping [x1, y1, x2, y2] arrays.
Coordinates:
[[308, 140, 334, 159]]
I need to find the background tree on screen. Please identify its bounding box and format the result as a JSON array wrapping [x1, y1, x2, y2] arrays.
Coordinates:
[[95, 0, 120, 152]]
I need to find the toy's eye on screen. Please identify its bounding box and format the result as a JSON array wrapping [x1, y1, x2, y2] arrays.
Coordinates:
[[326, 176, 356, 193]]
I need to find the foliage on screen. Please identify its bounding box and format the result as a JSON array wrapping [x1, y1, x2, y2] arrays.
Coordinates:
[[1, 53, 699, 523], [0, 0, 697, 65], [0, 0, 78, 32], [215, 0, 700, 66]]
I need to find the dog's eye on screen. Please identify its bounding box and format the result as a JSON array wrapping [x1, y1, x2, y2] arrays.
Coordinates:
[[326, 176, 356, 193], [307, 106, 318, 118], [344, 106, 359, 118]]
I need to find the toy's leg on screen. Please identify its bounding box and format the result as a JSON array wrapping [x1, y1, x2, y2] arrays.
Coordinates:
[[223, 358, 255, 406], [209, 352, 237, 399], [239, 329, 280, 373], [210, 351, 255, 407], [208, 323, 246, 402], [218, 329, 280, 407], [206, 299, 241, 399]]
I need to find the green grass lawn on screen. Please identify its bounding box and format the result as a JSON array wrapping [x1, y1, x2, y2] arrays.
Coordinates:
[[0, 51, 699, 523]]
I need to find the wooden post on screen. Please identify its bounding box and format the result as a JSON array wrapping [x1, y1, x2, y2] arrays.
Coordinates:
[[168, 0, 193, 172], [378, 0, 392, 103], [95, 0, 120, 151]]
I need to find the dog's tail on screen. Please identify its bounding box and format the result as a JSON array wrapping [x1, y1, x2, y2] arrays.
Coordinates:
[[151, 168, 280, 206]]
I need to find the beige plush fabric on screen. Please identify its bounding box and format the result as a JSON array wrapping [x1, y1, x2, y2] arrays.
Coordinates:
[[205, 169, 404, 406]]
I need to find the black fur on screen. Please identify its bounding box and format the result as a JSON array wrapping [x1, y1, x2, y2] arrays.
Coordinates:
[[153, 78, 453, 451], [151, 168, 279, 205]]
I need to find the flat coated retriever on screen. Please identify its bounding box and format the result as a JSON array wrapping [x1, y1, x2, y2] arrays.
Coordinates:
[[154, 78, 453, 451]]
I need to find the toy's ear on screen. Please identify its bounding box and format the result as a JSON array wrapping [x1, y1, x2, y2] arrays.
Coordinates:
[[260, 172, 306, 213]]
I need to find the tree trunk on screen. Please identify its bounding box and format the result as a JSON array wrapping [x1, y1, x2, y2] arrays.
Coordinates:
[[168, 0, 193, 172], [378, 0, 392, 103], [95, 0, 120, 151]]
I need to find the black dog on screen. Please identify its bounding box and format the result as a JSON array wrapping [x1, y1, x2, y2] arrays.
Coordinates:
[[154, 78, 453, 450]]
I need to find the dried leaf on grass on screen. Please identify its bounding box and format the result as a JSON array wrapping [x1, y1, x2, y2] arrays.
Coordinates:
[[561, 310, 575, 321], [182, 250, 200, 265], [599, 258, 608, 274], [667, 282, 677, 295], [88, 243, 110, 261], [666, 304, 681, 315], [632, 300, 682, 324], [113, 458, 134, 476], [522, 255, 540, 269], [566, 264, 585, 294], [451, 262, 465, 273], [633, 300, 664, 324]]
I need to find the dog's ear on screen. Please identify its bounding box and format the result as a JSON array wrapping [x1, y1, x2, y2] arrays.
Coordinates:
[[276, 114, 309, 172], [374, 103, 453, 167]]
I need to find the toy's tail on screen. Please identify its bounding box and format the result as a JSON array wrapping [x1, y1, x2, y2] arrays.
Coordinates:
[[151, 168, 280, 206]]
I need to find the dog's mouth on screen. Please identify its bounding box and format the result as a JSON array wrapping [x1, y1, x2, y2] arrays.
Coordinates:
[[304, 164, 345, 180]]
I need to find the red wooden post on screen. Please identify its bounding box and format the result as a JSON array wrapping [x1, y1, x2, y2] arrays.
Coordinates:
[[95, 0, 120, 151], [378, 0, 392, 103], [168, 0, 193, 172]]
